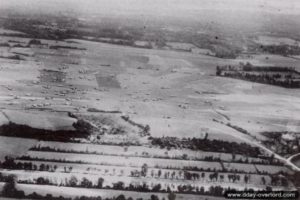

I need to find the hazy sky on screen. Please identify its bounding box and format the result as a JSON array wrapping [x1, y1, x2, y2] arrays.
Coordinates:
[[1, 0, 300, 16]]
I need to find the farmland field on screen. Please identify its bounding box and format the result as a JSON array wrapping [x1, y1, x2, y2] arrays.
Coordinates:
[[0, 31, 298, 198], [0, 2, 300, 199]]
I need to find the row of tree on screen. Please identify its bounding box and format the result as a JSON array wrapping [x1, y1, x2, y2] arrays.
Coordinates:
[[150, 137, 262, 157], [2, 172, 286, 200], [216, 64, 300, 88], [0, 156, 58, 172], [1, 174, 176, 200], [3, 155, 285, 180], [220, 72, 300, 88]]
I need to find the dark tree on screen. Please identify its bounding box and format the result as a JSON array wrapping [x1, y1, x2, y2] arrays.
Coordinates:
[[116, 194, 126, 200], [97, 177, 104, 188], [151, 194, 159, 200], [168, 192, 176, 200], [2, 175, 18, 197]]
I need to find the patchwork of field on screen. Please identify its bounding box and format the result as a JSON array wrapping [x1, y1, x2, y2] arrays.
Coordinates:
[[0, 33, 299, 141], [0, 28, 299, 199], [0, 140, 292, 199]]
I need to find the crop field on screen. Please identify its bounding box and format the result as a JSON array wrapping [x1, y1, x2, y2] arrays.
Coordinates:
[[33, 141, 265, 163], [22, 151, 223, 170]]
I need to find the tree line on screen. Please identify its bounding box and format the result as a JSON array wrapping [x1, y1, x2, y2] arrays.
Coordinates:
[[216, 64, 300, 88], [150, 137, 262, 157]]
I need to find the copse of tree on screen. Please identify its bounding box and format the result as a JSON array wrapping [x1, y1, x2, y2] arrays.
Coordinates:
[[28, 39, 42, 46], [168, 192, 176, 200], [36, 177, 51, 185], [69, 176, 78, 187], [81, 177, 93, 188], [151, 194, 160, 200]]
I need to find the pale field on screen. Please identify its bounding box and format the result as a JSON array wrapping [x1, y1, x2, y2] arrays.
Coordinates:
[[254, 164, 291, 174], [133, 40, 149, 47], [211, 92, 300, 139], [224, 162, 289, 174], [222, 162, 257, 173], [291, 55, 300, 60], [24, 151, 223, 170], [0, 28, 27, 35], [166, 42, 196, 51], [165, 42, 214, 56], [0, 112, 9, 126], [11, 48, 35, 57], [255, 35, 299, 46]]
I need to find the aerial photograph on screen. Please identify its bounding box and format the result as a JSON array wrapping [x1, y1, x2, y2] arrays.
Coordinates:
[[0, 0, 299, 199]]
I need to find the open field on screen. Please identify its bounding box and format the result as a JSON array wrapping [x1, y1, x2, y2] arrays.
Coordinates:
[[0, 183, 225, 200], [0, 34, 299, 141]]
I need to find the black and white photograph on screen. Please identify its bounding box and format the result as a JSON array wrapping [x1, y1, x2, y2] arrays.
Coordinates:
[[0, 0, 299, 199]]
